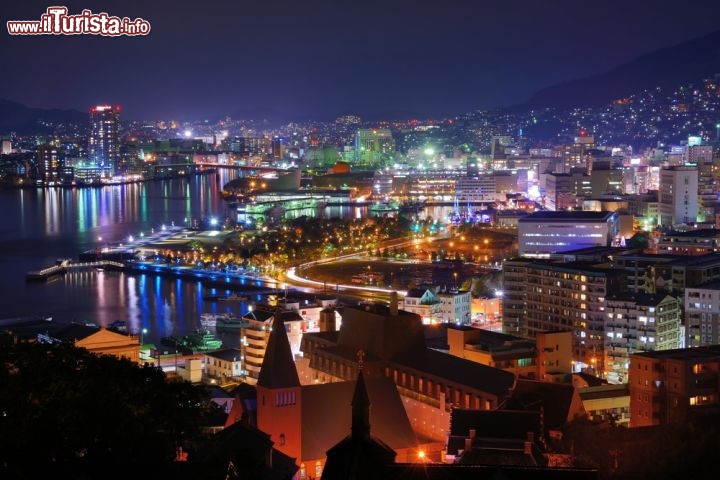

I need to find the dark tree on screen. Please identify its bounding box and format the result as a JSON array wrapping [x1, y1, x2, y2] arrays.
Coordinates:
[[0, 343, 213, 478]]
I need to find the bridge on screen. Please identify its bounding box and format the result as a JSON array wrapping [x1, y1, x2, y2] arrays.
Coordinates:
[[26, 260, 125, 282]]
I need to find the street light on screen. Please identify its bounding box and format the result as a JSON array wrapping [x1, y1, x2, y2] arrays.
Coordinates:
[[140, 327, 147, 346]]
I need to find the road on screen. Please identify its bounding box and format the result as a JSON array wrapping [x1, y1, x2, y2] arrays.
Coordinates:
[[280, 235, 443, 301]]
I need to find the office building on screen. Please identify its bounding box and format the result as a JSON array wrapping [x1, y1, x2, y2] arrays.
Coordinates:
[[36, 143, 62, 183], [502, 258, 625, 374], [604, 293, 681, 382], [658, 166, 698, 226], [518, 211, 620, 258], [355, 129, 395, 166], [88, 105, 120, 176], [543, 172, 591, 211]]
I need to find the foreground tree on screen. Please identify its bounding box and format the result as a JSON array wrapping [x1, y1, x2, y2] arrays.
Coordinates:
[[0, 342, 212, 477]]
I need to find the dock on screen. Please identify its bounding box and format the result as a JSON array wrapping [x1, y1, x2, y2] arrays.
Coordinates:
[[26, 260, 124, 282]]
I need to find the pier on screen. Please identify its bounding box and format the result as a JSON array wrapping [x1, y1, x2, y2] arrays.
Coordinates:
[[26, 260, 124, 282]]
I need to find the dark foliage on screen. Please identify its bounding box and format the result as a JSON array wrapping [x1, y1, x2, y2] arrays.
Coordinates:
[[0, 343, 213, 478]]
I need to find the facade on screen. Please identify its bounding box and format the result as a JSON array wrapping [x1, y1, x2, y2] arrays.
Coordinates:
[[39, 324, 140, 363], [402, 288, 443, 324], [629, 346, 720, 427], [604, 293, 681, 383], [518, 211, 620, 258], [437, 288, 472, 324], [447, 327, 572, 380], [502, 258, 625, 375], [204, 348, 243, 381], [658, 166, 698, 226], [88, 105, 120, 176], [656, 229, 720, 255], [685, 282, 720, 347]]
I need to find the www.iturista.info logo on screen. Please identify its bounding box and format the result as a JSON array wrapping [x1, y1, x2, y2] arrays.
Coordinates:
[[7, 7, 151, 36]]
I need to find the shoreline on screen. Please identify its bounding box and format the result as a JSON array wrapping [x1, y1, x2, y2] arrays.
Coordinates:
[[0, 169, 217, 190]]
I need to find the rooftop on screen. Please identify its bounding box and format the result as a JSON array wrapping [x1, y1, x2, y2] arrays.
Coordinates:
[[519, 211, 616, 222], [632, 345, 720, 361]]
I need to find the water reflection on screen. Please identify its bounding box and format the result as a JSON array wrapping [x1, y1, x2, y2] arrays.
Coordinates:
[[0, 170, 441, 351]]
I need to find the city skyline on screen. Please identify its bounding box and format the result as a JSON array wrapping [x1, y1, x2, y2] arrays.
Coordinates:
[[3, 1, 720, 121]]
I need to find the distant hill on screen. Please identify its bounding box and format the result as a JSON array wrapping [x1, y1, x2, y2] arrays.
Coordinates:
[[0, 98, 86, 133], [520, 29, 720, 109]]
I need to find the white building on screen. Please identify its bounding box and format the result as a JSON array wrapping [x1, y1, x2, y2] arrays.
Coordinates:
[[518, 210, 620, 258], [604, 293, 681, 383], [402, 288, 443, 324], [685, 282, 720, 347], [204, 348, 243, 382], [276, 297, 340, 331], [437, 288, 472, 324], [658, 166, 698, 227]]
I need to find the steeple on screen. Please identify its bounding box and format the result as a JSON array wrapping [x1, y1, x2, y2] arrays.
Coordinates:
[[351, 351, 371, 441], [257, 312, 300, 388], [322, 350, 397, 480]]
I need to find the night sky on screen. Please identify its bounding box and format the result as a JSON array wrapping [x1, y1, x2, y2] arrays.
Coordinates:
[[3, 0, 720, 121]]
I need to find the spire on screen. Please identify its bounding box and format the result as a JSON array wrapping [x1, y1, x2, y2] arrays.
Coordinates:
[[351, 351, 371, 440], [257, 312, 300, 388]]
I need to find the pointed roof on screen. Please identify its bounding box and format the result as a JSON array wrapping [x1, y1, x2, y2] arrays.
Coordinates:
[[322, 371, 398, 480], [257, 312, 300, 389], [351, 370, 371, 441]]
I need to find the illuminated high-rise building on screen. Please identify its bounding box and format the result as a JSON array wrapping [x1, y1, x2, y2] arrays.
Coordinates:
[[658, 166, 698, 226], [37, 143, 62, 183], [354, 129, 395, 166], [88, 105, 120, 176]]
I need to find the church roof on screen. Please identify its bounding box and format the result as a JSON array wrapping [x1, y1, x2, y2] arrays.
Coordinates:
[[300, 376, 416, 461], [393, 348, 516, 398], [257, 314, 300, 389], [447, 409, 541, 455]]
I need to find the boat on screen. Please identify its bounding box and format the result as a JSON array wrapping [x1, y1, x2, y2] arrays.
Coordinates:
[[183, 328, 223, 351], [218, 292, 248, 302], [369, 200, 400, 217], [108, 320, 128, 332], [199, 312, 228, 327], [200, 312, 237, 325], [215, 314, 248, 330]]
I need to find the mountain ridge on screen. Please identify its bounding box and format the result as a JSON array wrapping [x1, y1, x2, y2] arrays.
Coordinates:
[[0, 98, 86, 134], [517, 29, 720, 110]]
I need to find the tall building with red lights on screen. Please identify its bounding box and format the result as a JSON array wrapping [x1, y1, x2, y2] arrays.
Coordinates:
[[88, 105, 120, 176]]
